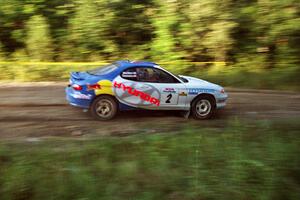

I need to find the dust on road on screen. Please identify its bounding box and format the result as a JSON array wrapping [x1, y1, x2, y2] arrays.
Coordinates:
[[0, 83, 299, 139]]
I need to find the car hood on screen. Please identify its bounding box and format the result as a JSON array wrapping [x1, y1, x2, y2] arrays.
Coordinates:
[[179, 75, 223, 91]]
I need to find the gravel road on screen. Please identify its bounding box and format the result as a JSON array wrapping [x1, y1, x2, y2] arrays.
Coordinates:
[[0, 83, 299, 139]]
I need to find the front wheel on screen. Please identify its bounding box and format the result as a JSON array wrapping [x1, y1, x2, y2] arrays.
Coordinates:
[[90, 95, 118, 121], [191, 95, 215, 120]]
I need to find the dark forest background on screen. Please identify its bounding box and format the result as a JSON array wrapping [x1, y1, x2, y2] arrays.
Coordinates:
[[0, 0, 299, 89]]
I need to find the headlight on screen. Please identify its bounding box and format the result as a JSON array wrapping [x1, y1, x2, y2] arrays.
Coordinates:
[[220, 88, 225, 94]]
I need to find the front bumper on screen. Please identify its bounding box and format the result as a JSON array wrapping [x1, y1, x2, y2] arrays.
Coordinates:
[[216, 93, 228, 109], [65, 87, 93, 109]]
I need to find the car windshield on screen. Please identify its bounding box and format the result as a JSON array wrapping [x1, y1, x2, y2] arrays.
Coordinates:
[[87, 64, 118, 75]]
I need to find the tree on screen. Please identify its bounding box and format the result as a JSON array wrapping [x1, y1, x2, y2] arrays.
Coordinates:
[[25, 15, 54, 61], [69, 0, 115, 60], [0, 42, 4, 60], [176, 0, 236, 62], [256, 0, 300, 68], [106, 0, 154, 57], [150, 0, 184, 61]]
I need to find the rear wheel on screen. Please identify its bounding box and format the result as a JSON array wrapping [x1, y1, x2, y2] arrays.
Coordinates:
[[90, 95, 118, 121], [191, 95, 215, 119]]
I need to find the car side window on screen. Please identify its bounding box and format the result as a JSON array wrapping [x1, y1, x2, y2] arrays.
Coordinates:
[[136, 67, 180, 83], [153, 68, 180, 83], [121, 68, 137, 81]]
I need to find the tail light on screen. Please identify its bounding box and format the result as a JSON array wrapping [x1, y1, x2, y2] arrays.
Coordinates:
[[220, 88, 225, 94], [87, 84, 101, 90], [72, 84, 82, 91]]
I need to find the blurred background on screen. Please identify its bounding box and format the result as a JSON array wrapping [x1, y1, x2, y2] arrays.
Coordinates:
[[0, 0, 299, 90]]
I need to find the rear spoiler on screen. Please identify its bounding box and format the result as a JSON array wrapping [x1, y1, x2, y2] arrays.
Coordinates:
[[70, 72, 84, 80]]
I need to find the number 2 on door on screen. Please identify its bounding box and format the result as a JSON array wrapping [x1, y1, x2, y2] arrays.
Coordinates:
[[165, 94, 172, 103]]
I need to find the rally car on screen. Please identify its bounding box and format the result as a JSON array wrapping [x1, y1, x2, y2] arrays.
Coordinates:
[[65, 60, 228, 120]]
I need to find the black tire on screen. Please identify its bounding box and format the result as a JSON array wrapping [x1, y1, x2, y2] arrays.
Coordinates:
[[191, 95, 215, 120], [90, 95, 118, 121]]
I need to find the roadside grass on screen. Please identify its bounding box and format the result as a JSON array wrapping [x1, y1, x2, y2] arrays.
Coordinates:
[[199, 69, 300, 91], [1, 63, 299, 91], [0, 119, 299, 200], [0, 64, 100, 82]]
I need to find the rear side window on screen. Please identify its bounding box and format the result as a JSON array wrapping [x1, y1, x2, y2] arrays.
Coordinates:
[[87, 64, 118, 75], [151, 68, 180, 83]]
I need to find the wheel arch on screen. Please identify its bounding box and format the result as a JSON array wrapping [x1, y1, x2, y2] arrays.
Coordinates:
[[190, 93, 216, 109], [90, 94, 119, 107]]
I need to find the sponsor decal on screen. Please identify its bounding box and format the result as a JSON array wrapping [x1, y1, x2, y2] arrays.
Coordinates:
[[95, 80, 114, 96], [122, 71, 137, 78], [113, 81, 160, 106], [163, 88, 176, 93], [71, 92, 92, 100], [188, 88, 215, 95], [122, 71, 136, 74], [179, 91, 187, 96]]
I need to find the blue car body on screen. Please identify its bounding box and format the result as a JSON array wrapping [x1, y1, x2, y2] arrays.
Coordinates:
[[66, 60, 228, 111]]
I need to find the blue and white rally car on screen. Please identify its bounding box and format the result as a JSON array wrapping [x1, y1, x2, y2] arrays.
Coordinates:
[[66, 60, 228, 120]]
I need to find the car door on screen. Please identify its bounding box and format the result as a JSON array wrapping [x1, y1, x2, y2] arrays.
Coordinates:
[[140, 67, 187, 110], [113, 66, 187, 110]]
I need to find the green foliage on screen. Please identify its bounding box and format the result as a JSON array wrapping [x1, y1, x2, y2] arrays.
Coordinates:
[[176, 0, 237, 62], [0, 119, 300, 199], [150, 0, 179, 61], [25, 15, 54, 61], [0, 63, 101, 81], [69, 0, 112, 60], [0, 42, 4, 60]]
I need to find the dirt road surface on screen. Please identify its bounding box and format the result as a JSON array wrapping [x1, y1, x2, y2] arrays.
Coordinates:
[[0, 83, 299, 139]]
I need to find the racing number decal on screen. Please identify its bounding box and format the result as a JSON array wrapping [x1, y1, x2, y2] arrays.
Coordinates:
[[165, 94, 172, 103], [161, 91, 178, 105]]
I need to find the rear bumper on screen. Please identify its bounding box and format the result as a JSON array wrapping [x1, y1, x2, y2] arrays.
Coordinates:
[[65, 87, 93, 109]]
